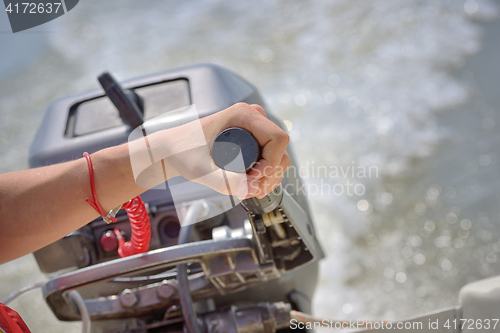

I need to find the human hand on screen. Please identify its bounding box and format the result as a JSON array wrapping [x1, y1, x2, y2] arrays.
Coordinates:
[[128, 103, 290, 199], [200, 103, 291, 199]]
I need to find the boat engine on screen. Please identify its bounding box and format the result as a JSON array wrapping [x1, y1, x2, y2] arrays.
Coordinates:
[[28, 64, 324, 332]]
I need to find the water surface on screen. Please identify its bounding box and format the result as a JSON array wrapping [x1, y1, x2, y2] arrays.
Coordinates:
[[0, 0, 499, 331]]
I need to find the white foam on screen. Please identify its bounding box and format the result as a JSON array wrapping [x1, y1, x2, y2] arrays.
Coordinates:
[[1, 0, 499, 327]]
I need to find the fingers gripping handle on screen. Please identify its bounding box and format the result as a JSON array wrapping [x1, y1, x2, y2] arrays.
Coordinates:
[[211, 127, 282, 214]]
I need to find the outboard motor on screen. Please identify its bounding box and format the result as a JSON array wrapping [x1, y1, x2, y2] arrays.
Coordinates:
[[29, 64, 324, 332]]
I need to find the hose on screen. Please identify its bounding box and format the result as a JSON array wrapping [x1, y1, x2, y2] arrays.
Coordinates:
[[1, 282, 44, 305], [176, 201, 208, 333], [68, 290, 91, 333], [1, 283, 90, 333]]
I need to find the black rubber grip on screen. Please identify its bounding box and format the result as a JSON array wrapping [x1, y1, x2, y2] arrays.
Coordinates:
[[211, 128, 260, 173]]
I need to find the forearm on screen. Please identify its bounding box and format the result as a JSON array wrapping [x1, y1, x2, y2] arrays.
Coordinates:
[[0, 103, 289, 264], [0, 144, 143, 264], [0, 121, 193, 263]]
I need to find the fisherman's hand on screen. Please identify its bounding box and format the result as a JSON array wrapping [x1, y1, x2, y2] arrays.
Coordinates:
[[135, 103, 290, 199], [200, 103, 291, 199]]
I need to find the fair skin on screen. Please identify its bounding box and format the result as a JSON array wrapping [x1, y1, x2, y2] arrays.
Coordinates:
[[0, 103, 290, 265]]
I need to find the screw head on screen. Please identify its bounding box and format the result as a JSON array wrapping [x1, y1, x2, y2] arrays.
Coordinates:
[[157, 281, 175, 299], [120, 289, 138, 308]]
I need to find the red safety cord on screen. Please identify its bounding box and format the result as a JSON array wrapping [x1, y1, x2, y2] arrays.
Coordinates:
[[114, 196, 151, 257], [83, 152, 151, 258]]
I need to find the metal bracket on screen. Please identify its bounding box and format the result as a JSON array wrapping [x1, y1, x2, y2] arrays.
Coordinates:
[[43, 236, 280, 321]]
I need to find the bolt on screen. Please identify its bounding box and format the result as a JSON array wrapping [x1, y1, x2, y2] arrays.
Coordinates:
[[120, 289, 138, 308], [157, 281, 175, 299]]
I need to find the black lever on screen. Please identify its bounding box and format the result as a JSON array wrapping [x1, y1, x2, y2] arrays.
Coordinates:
[[211, 127, 283, 215], [98, 72, 144, 129]]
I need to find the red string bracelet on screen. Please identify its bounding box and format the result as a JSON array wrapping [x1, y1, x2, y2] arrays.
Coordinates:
[[83, 152, 151, 257], [83, 152, 118, 223]]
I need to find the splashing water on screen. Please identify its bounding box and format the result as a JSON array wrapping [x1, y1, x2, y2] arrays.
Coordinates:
[[0, 0, 500, 331]]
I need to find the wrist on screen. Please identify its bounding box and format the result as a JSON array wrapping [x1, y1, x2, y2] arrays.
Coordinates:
[[90, 144, 142, 211]]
